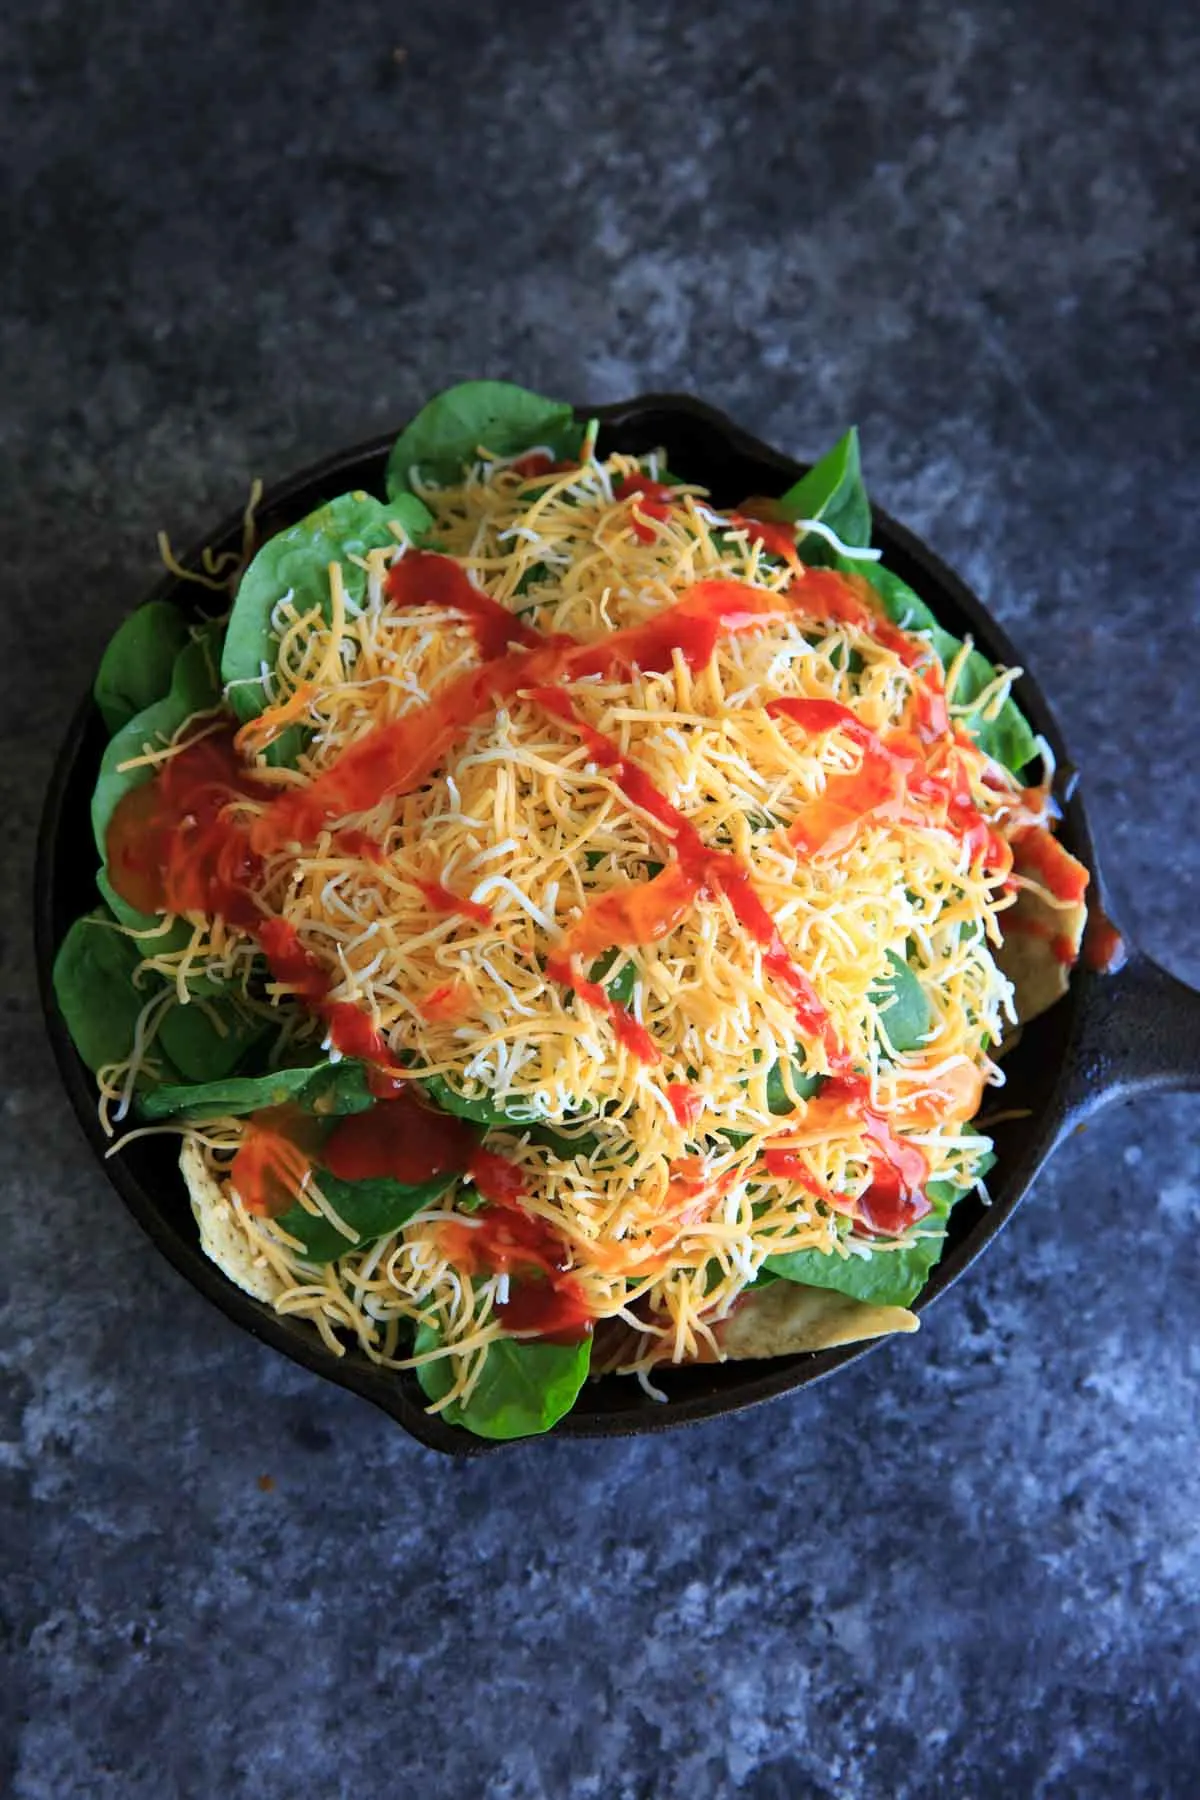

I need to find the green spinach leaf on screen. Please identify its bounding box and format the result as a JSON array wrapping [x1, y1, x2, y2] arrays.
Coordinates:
[[91, 620, 225, 918], [765, 1165, 992, 1307], [765, 1057, 823, 1116], [139, 1057, 376, 1122], [53, 905, 266, 1090], [156, 1000, 266, 1086], [940, 640, 1039, 775], [592, 947, 637, 1008], [831, 555, 1038, 776], [94, 601, 190, 736], [420, 1073, 535, 1127], [870, 951, 931, 1054], [282, 1168, 458, 1264], [386, 381, 578, 498], [527, 1123, 604, 1161], [52, 911, 179, 1079], [775, 428, 871, 552], [221, 489, 432, 761], [414, 1319, 592, 1440]]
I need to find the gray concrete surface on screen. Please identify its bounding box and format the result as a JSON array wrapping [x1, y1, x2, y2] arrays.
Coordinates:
[[2, 2, 1198, 1795]]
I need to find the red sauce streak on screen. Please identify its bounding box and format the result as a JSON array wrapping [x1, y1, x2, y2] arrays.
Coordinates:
[[259, 917, 401, 1068], [762, 1074, 931, 1236], [334, 827, 386, 863], [415, 878, 493, 926], [568, 579, 787, 681], [1011, 825, 1091, 906], [467, 1148, 529, 1208], [385, 550, 543, 659], [442, 1208, 592, 1344], [106, 733, 408, 1075], [322, 1086, 481, 1185], [510, 451, 569, 479], [418, 980, 473, 1023], [233, 1090, 582, 1344], [663, 1157, 737, 1225], [106, 728, 271, 931], [616, 473, 678, 542], [858, 1161, 932, 1236], [768, 697, 910, 856], [252, 579, 794, 855], [250, 646, 556, 854], [543, 954, 660, 1065], [910, 669, 950, 742], [551, 863, 699, 965], [729, 514, 798, 561], [532, 685, 847, 1068], [666, 1084, 703, 1129], [761, 1148, 854, 1213], [1083, 909, 1126, 975], [791, 567, 927, 669], [230, 1106, 323, 1218]]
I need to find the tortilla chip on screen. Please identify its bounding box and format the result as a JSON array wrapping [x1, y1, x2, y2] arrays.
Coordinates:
[[715, 1280, 918, 1360], [180, 1137, 284, 1303], [997, 841, 1088, 1025]]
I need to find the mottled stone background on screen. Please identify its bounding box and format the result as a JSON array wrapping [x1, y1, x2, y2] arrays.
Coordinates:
[[3, 2, 1199, 1795]]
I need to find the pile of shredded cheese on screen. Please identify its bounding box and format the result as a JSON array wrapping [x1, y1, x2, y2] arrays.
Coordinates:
[[106, 442, 1052, 1412]]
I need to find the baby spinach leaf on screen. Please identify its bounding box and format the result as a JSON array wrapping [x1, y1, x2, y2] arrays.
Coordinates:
[[775, 428, 871, 552], [94, 870, 193, 949], [156, 999, 266, 1085], [281, 1169, 457, 1264], [420, 1073, 535, 1127], [221, 489, 432, 761], [93, 601, 190, 736], [138, 1057, 376, 1122], [765, 1057, 823, 1116], [831, 555, 1038, 776], [52, 911, 180, 1079], [870, 951, 931, 1054], [91, 620, 224, 886], [414, 1319, 592, 1440], [527, 1124, 604, 1162], [53, 904, 267, 1092], [765, 1162, 993, 1307], [515, 560, 552, 599], [386, 381, 578, 498], [593, 948, 637, 1008], [941, 644, 1039, 776]]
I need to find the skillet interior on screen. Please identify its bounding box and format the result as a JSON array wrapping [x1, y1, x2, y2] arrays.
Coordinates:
[[35, 396, 1096, 1453]]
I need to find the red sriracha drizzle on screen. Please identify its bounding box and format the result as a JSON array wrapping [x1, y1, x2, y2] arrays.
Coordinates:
[[767, 697, 910, 857], [665, 1084, 703, 1129], [439, 1165, 592, 1342], [509, 451, 570, 480], [529, 684, 847, 1070], [734, 516, 799, 561], [615, 473, 678, 543], [385, 549, 543, 659], [1010, 824, 1090, 906], [791, 567, 926, 669], [762, 1074, 931, 1237], [414, 877, 493, 926], [105, 727, 271, 930]]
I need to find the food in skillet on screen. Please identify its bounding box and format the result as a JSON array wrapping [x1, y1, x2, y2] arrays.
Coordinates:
[[53, 382, 1090, 1440]]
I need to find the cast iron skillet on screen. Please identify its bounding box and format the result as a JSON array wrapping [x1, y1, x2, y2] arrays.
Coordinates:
[[35, 394, 1200, 1457]]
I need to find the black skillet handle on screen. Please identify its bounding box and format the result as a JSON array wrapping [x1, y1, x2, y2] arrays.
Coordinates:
[[1060, 949, 1200, 1125]]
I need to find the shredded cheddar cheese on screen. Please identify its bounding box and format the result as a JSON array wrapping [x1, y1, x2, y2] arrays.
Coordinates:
[[107, 441, 1057, 1407]]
